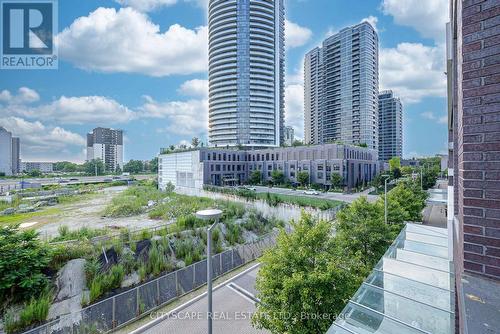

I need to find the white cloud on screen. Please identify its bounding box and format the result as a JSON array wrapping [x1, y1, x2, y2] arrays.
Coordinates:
[[115, 0, 207, 12], [2, 93, 136, 125], [57, 7, 208, 77], [0, 117, 86, 161], [140, 96, 208, 136], [381, 0, 448, 41], [285, 84, 304, 139], [380, 42, 446, 104], [0, 87, 39, 104], [361, 16, 379, 32], [178, 79, 208, 99], [115, 0, 177, 12], [285, 20, 313, 49], [421, 111, 447, 124]]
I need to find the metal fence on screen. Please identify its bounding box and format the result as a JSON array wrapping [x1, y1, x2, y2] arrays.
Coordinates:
[[23, 233, 277, 334]]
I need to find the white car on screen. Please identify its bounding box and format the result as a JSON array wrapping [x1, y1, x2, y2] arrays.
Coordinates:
[[245, 186, 256, 191], [304, 190, 320, 195]]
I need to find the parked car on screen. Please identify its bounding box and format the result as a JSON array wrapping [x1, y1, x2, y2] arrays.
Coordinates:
[[103, 178, 113, 182], [304, 189, 319, 195], [112, 176, 121, 180], [246, 186, 256, 191], [69, 178, 78, 181]]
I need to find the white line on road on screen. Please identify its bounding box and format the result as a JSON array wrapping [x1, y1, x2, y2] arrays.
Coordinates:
[[129, 262, 261, 334]]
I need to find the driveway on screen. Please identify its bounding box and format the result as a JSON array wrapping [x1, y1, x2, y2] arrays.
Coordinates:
[[134, 264, 268, 334]]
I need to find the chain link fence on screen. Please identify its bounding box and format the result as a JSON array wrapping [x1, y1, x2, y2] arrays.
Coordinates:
[[23, 232, 277, 334]]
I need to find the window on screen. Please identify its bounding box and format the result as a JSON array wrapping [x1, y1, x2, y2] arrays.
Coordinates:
[[318, 165, 324, 171], [290, 172, 295, 177], [216, 165, 221, 171], [268, 165, 272, 170], [317, 172, 323, 179]]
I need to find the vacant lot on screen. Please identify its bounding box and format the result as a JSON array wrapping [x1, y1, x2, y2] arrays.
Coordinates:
[[0, 186, 164, 238]]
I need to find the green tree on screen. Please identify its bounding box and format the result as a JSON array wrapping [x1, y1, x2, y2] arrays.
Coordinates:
[[123, 160, 144, 174], [383, 182, 428, 222], [330, 173, 343, 189], [149, 157, 158, 173], [388, 157, 401, 171], [401, 166, 413, 176], [28, 169, 42, 177], [248, 170, 261, 185], [53, 161, 79, 172], [252, 213, 364, 334], [297, 171, 309, 186], [335, 197, 397, 267], [83, 159, 105, 176], [191, 137, 200, 148], [0, 226, 51, 305], [291, 139, 304, 147], [271, 170, 285, 185]]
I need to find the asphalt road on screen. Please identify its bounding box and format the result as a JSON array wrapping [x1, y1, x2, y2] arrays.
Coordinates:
[[134, 264, 268, 334], [0, 174, 154, 193], [252, 185, 378, 203]]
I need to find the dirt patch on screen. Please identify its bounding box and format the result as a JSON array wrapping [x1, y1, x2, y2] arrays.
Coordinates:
[[33, 186, 166, 238]]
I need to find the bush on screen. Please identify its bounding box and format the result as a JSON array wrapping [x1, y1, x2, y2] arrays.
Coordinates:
[[0, 226, 51, 305], [88, 279, 103, 303], [49, 242, 94, 270]]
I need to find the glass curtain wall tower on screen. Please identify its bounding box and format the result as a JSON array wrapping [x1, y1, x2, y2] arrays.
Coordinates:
[[304, 22, 379, 150], [378, 90, 403, 161], [208, 0, 285, 148]]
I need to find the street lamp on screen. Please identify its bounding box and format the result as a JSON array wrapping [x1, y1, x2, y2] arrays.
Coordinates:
[[196, 208, 223, 334], [381, 174, 390, 224]]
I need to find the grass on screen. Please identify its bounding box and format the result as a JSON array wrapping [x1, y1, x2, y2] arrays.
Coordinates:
[[51, 225, 109, 242], [0, 207, 61, 225], [204, 186, 343, 210], [3, 290, 52, 334], [103, 186, 167, 217], [255, 192, 342, 210]]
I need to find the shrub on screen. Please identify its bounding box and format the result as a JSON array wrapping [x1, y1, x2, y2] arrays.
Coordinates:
[[49, 242, 94, 270], [84, 259, 101, 284], [106, 265, 125, 290], [225, 221, 243, 245], [0, 226, 51, 305]]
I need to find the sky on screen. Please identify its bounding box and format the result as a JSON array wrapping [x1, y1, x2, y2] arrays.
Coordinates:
[[0, 0, 449, 163]]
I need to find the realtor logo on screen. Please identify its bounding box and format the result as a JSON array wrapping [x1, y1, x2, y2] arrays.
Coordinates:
[[1, 0, 58, 69]]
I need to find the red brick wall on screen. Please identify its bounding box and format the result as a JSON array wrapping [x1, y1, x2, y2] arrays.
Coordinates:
[[460, 0, 500, 279]]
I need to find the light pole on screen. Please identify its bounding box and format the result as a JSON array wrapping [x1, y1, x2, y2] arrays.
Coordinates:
[[196, 208, 223, 334], [382, 174, 390, 224]]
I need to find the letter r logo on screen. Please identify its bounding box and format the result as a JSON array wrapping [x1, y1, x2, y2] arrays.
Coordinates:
[[2, 2, 53, 54]]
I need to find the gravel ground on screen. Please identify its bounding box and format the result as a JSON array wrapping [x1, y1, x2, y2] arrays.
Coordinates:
[[35, 186, 165, 238]]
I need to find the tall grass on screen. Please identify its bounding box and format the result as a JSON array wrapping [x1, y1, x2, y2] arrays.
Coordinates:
[[3, 290, 52, 334]]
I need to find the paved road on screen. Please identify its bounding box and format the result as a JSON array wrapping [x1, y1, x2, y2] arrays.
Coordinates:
[[135, 264, 268, 334], [0, 174, 154, 193], [252, 185, 378, 203]]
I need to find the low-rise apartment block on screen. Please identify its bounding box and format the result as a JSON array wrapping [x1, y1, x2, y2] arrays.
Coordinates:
[[158, 144, 378, 191]]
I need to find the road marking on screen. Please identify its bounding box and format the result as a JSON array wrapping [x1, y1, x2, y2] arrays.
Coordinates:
[[227, 282, 260, 304], [130, 262, 261, 334]]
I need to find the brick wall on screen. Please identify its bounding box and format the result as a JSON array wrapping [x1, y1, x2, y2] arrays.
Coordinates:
[[459, 0, 500, 279]]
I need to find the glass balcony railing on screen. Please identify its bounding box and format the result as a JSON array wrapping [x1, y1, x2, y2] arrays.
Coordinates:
[[326, 223, 454, 334]]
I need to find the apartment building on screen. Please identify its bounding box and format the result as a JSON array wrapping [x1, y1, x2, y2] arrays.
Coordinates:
[[208, 0, 285, 147], [378, 90, 403, 162], [86, 127, 124, 172], [304, 22, 379, 150]]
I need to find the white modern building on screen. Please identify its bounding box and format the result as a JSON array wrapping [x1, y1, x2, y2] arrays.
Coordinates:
[[208, 0, 285, 147], [378, 90, 403, 162], [86, 127, 123, 172], [304, 22, 379, 150], [0, 127, 13, 176], [21, 162, 54, 173], [158, 144, 378, 191]]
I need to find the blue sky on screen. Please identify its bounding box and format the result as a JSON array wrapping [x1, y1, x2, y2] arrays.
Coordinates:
[[0, 0, 449, 162]]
